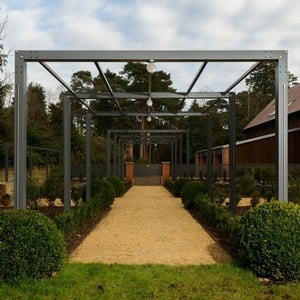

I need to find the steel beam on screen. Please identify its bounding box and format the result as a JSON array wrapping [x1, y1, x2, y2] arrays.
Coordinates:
[[14, 52, 27, 208], [40, 63, 96, 115], [94, 62, 123, 113], [223, 62, 262, 94], [69, 91, 227, 100], [17, 50, 286, 62]]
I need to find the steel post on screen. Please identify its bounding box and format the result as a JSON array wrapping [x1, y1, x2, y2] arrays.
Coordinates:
[[86, 113, 92, 202], [114, 135, 117, 175], [5, 143, 9, 182], [118, 138, 121, 178], [229, 93, 237, 214], [64, 96, 72, 211], [207, 114, 213, 201], [14, 52, 27, 208], [107, 130, 111, 177], [275, 53, 288, 201]]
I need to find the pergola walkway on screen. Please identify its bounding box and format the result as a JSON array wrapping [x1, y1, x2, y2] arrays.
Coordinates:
[[70, 186, 230, 265]]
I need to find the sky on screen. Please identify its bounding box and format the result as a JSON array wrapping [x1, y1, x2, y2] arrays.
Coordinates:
[[2, 0, 300, 105]]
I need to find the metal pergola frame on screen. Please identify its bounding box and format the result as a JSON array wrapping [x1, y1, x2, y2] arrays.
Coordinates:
[[107, 129, 189, 179], [14, 50, 289, 212]]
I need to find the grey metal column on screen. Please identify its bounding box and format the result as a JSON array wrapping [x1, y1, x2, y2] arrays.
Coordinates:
[[207, 114, 213, 201], [179, 136, 183, 164], [106, 130, 111, 177], [5, 143, 9, 182], [175, 141, 178, 177], [275, 53, 288, 201], [64, 96, 72, 211], [46, 151, 49, 178], [113, 135, 117, 175], [186, 131, 190, 177], [229, 93, 237, 214], [29, 147, 33, 178], [171, 143, 174, 178], [118, 138, 121, 178], [121, 142, 124, 179], [186, 131, 190, 164], [86, 113, 92, 202], [14, 52, 27, 208]]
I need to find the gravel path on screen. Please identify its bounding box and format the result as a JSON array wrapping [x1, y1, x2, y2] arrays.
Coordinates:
[[70, 186, 230, 265]]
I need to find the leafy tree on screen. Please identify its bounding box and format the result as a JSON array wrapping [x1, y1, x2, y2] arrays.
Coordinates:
[[245, 62, 298, 118], [0, 13, 12, 164]]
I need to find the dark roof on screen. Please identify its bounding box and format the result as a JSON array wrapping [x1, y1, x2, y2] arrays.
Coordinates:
[[244, 83, 300, 130]]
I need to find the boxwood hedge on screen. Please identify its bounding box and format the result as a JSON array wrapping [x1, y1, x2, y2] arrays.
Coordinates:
[[0, 209, 66, 283], [235, 201, 300, 281]]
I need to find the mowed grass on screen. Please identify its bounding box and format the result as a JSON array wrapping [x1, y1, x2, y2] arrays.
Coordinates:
[[0, 262, 299, 299]]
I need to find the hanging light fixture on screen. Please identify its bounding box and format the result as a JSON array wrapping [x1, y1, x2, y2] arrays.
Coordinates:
[[146, 59, 156, 73], [146, 97, 153, 107], [146, 115, 152, 122]]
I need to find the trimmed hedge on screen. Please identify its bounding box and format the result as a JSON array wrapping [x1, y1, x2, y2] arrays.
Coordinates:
[[181, 181, 208, 208], [193, 194, 240, 240], [0, 209, 66, 283], [164, 177, 190, 197], [54, 182, 115, 238], [107, 176, 126, 197], [173, 177, 190, 197], [235, 201, 300, 281], [164, 178, 175, 194]]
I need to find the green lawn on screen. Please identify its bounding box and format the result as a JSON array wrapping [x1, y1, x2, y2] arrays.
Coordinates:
[[1, 262, 299, 299]]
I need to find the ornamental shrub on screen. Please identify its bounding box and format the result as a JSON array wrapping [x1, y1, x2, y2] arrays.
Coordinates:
[[173, 177, 190, 197], [164, 178, 175, 194], [181, 180, 207, 208], [107, 176, 126, 197], [0, 209, 66, 283], [98, 179, 116, 208], [194, 193, 239, 240], [26, 177, 40, 209], [40, 168, 64, 206], [235, 201, 300, 281]]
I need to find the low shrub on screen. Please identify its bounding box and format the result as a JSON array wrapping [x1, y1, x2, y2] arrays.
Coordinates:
[[236, 169, 256, 196], [181, 180, 207, 208], [194, 194, 239, 240], [164, 178, 175, 194], [235, 201, 300, 281], [173, 177, 190, 197], [107, 176, 126, 197], [26, 177, 40, 209], [54, 188, 115, 238], [40, 168, 64, 206], [0, 209, 66, 283], [213, 181, 229, 205], [124, 179, 132, 192], [98, 179, 116, 208]]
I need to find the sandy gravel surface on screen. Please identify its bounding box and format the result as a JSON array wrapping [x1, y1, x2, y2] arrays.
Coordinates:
[[70, 186, 230, 265]]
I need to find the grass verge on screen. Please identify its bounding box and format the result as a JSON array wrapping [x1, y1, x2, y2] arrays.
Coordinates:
[[0, 262, 299, 299]]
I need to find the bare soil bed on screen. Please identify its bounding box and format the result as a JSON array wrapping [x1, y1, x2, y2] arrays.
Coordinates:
[[70, 186, 231, 265]]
